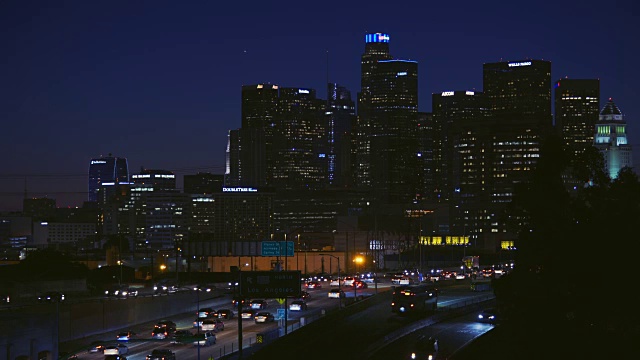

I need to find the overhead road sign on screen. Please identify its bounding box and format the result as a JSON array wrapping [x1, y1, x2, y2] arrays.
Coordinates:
[[240, 270, 301, 298], [261, 241, 294, 257]]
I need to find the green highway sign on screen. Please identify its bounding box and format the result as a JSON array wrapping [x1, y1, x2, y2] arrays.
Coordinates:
[[240, 270, 301, 298], [261, 241, 294, 257]]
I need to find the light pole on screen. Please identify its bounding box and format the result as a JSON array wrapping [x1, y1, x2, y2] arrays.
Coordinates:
[[353, 255, 364, 301], [319, 254, 341, 309], [117, 260, 123, 286], [194, 285, 201, 360]]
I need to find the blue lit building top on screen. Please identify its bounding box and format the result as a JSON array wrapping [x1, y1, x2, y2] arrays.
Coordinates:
[[365, 33, 390, 43]]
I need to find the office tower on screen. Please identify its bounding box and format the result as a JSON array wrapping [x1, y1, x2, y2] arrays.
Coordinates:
[[88, 155, 129, 202], [555, 78, 600, 157], [131, 169, 176, 190], [594, 99, 633, 179], [326, 83, 356, 187], [417, 112, 433, 201], [144, 191, 189, 251], [432, 90, 490, 235], [183, 172, 223, 194], [188, 188, 273, 257], [273, 87, 327, 190], [241, 84, 279, 187], [481, 59, 552, 242], [127, 168, 178, 251], [22, 198, 56, 220], [356, 33, 420, 204], [226, 127, 267, 188]]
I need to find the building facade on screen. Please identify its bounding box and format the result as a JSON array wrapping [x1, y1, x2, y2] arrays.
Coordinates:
[[555, 78, 600, 157], [88, 155, 129, 203], [355, 33, 420, 204], [594, 99, 633, 179]]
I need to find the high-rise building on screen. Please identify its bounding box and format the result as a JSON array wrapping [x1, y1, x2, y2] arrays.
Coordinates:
[[356, 33, 420, 204], [432, 90, 490, 236], [88, 155, 129, 202], [240, 84, 279, 187], [184, 172, 223, 194], [594, 99, 633, 179], [272, 87, 327, 190], [326, 83, 356, 187], [554, 78, 600, 157], [131, 169, 176, 190], [481, 59, 552, 243]]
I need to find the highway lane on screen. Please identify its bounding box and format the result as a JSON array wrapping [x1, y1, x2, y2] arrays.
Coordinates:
[[60, 283, 389, 359], [369, 307, 497, 360], [246, 280, 494, 360]]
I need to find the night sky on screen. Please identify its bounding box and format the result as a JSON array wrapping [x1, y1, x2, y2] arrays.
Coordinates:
[[1, 0, 637, 211]]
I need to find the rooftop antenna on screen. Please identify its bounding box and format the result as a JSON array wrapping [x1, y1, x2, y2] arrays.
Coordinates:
[[326, 49, 330, 105]]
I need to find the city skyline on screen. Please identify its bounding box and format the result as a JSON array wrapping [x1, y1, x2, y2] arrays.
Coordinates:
[[2, 0, 637, 211]]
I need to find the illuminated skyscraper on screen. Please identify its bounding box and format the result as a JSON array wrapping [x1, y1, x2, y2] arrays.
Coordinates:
[[88, 154, 129, 202], [240, 84, 279, 187], [594, 99, 633, 179], [273, 87, 326, 190], [480, 59, 552, 243], [326, 83, 355, 187], [356, 33, 420, 204], [554, 78, 600, 157]]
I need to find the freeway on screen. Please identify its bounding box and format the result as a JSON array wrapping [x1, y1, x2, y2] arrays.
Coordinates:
[[58, 279, 492, 360], [59, 283, 388, 359]]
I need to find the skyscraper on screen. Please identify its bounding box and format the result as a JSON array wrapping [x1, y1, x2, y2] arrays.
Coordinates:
[[356, 33, 420, 204], [273, 87, 326, 190], [594, 99, 633, 179], [481, 59, 552, 242], [554, 78, 600, 157], [240, 84, 279, 187], [326, 83, 355, 187], [88, 155, 129, 202]]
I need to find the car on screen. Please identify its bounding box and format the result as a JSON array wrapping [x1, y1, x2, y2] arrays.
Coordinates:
[[249, 299, 268, 310], [328, 289, 345, 298], [352, 280, 368, 289], [151, 328, 170, 340], [329, 278, 341, 287], [193, 283, 215, 292], [37, 291, 65, 302], [193, 331, 216, 346], [197, 307, 216, 318], [410, 335, 438, 360], [232, 296, 246, 308], [305, 281, 322, 289], [1, 294, 10, 303], [289, 300, 307, 311], [215, 308, 234, 319], [299, 291, 310, 300], [87, 341, 106, 353], [254, 311, 275, 323], [104, 344, 128, 355], [155, 320, 177, 332], [105, 285, 136, 298], [193, 317, 205, 328], [478, 308, 499, 324], [171, 329, 193, 344], [240, 308, 257, 320], [154, 282, 178, 294], [146, 349, 175, 360], [343, 276, 356, 286], [455, 273, 467, 280], [116, 331, 136, 341], [201, 318, 224, 332]]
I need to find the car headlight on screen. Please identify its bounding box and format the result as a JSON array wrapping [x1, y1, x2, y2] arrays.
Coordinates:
[[411, 353, 417, 359]]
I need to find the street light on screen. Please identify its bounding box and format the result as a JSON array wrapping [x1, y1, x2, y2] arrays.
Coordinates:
[[194, 285, 202, 360], [319, 254, 341, 309]]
